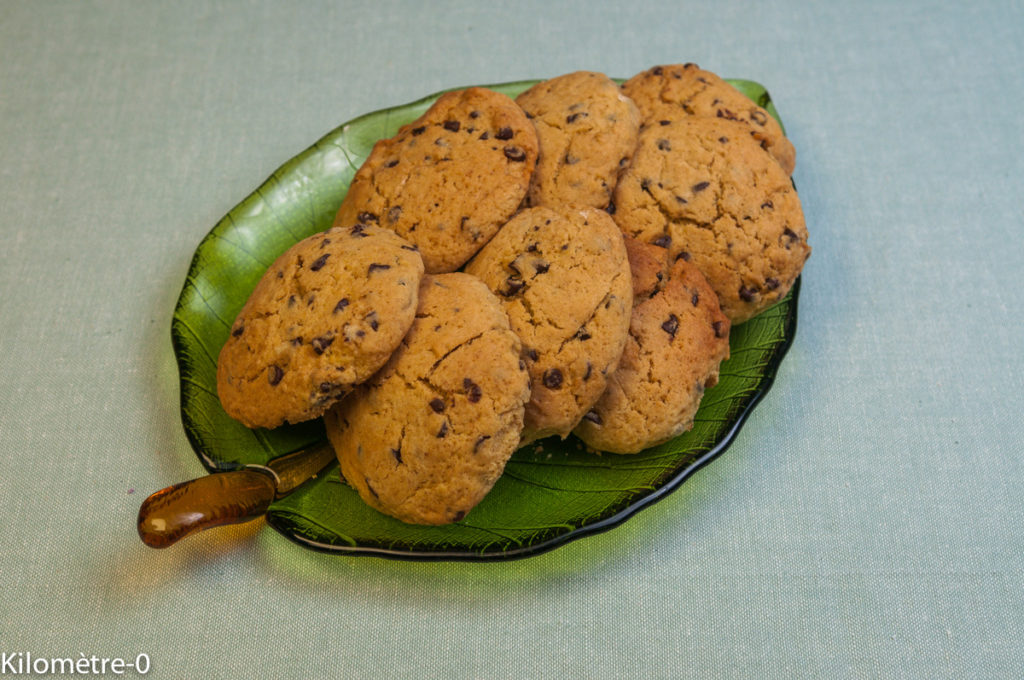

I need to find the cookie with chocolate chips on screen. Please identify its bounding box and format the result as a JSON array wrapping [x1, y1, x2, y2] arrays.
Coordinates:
[[464, 205, 633, 443], [515, 71, 640, 209], [325, 273, 530, 525], [622, 63, 796, 176], [612, 115, 810, 323], [574, 238, 730, 454], [333, 87, 538, 274], [216, 222, 424, 429]]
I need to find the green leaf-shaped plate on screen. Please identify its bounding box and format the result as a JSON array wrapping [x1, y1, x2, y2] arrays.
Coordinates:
[[172, 78, 800, 561]]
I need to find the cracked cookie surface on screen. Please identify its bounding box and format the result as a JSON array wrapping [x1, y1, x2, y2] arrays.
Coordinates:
[[464, 205, 632, 442], [622, 63, 796, 176], [325, 273, 530, 525], [612, 115, 810, 323], [574, 238, 730, 454], [333, 87, 538, 274], [216, 222, 424, 429], [515, 71, 640, 209]]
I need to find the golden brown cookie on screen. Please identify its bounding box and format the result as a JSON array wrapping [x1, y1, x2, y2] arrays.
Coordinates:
[[622, 63, 796, 175], [325, 273, 530, 525], [612, 115, 810, 323], [333, 87, 538, 274], [515, 71, 640, 209], [574, 239, 730, 454], [216, 223, 424, 429], [464, 205, 632, 442]]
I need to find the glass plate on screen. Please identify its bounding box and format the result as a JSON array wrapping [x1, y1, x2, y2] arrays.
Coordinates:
[[171, 78, 799, 561]]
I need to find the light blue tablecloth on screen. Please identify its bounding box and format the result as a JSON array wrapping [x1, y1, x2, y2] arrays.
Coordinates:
[[1, 1, 1022, 677]]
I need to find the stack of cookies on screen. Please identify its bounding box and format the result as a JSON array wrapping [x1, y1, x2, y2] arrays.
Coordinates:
[[215, 64, 810, 525]]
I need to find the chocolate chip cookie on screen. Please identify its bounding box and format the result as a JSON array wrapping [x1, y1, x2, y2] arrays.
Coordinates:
[[574, 238, 730, 454], [333, 87, 538, 274], [464, 205, 633, 442], [622, 63, 796, 176], [325, 273, 530, 525], [515, 71, 640, 209], [612, 115, 810, 323], [217, 222, 424, 429]]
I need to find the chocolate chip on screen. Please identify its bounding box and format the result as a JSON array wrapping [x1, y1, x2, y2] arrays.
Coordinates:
[[652, 235, 671, 248], [287, 295, 296, 307], [411, 126, 426, 136], [583, 362, 593, 381], [311, 335, 334, 354], [606, 200, 616, 215], [652, 66, 663, 75], [388, 206, 402, 222], [783, 227, 799, 242], [750, 110, 768, 126], [452, 510, 466, 522], [564, 153, 580, 165], [712, 320, 726, 338], [661, 314, 679, 339], [319, 382, 341, 393], [385, 159, 399, 168], [692, 181, 710, 193], [429, 398, 445, 413], [469, 110, 480, 119], [676, 251, 691, 262], [391, 447, 403, 464], [765, 277, 780, 291], [350, 224, 367, 237], [761, 200, 774, 210], [689, 292, 698, 307], [495, 126, 514, 140], [674, 195, 688, 204], [739, 285, 758, 302], [357, 211, 378, 223], [504, 146, 526, 162], [718, 136, 729, 143], [231, 324, 244, 338], [463, 378, 482, 403], [716, 108, 737, 121], [443, 120, 460, 132], [583, 410, 602, 425], [473, 435, 490, 453], [319, 238, 331, 249], [526, 348, 539, 361], [268, 365, 283, 386], [542, 368, 563, 389], [657, 139, 671, 151], [310, 254, 330, 271], [502, 277, 525, 296], [369, 318, 379, 331], [291, 336, 304, 346], [479, 131, 490, 140], [659, 119, 671, 126], [526, 242, 539, 253], [566, 112, 588, 123], [534, 262, 550, 275], [368, 263, 391, 275], [577, 328, 591, 341], [333, 298, 349, 313], [436, 422, 448, 438]]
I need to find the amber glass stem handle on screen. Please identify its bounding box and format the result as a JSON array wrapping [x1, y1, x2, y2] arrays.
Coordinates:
[[137, 469, 276, 549]]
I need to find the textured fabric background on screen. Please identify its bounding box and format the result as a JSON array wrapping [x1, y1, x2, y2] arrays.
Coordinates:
[[1, 1, 1022, 678]]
